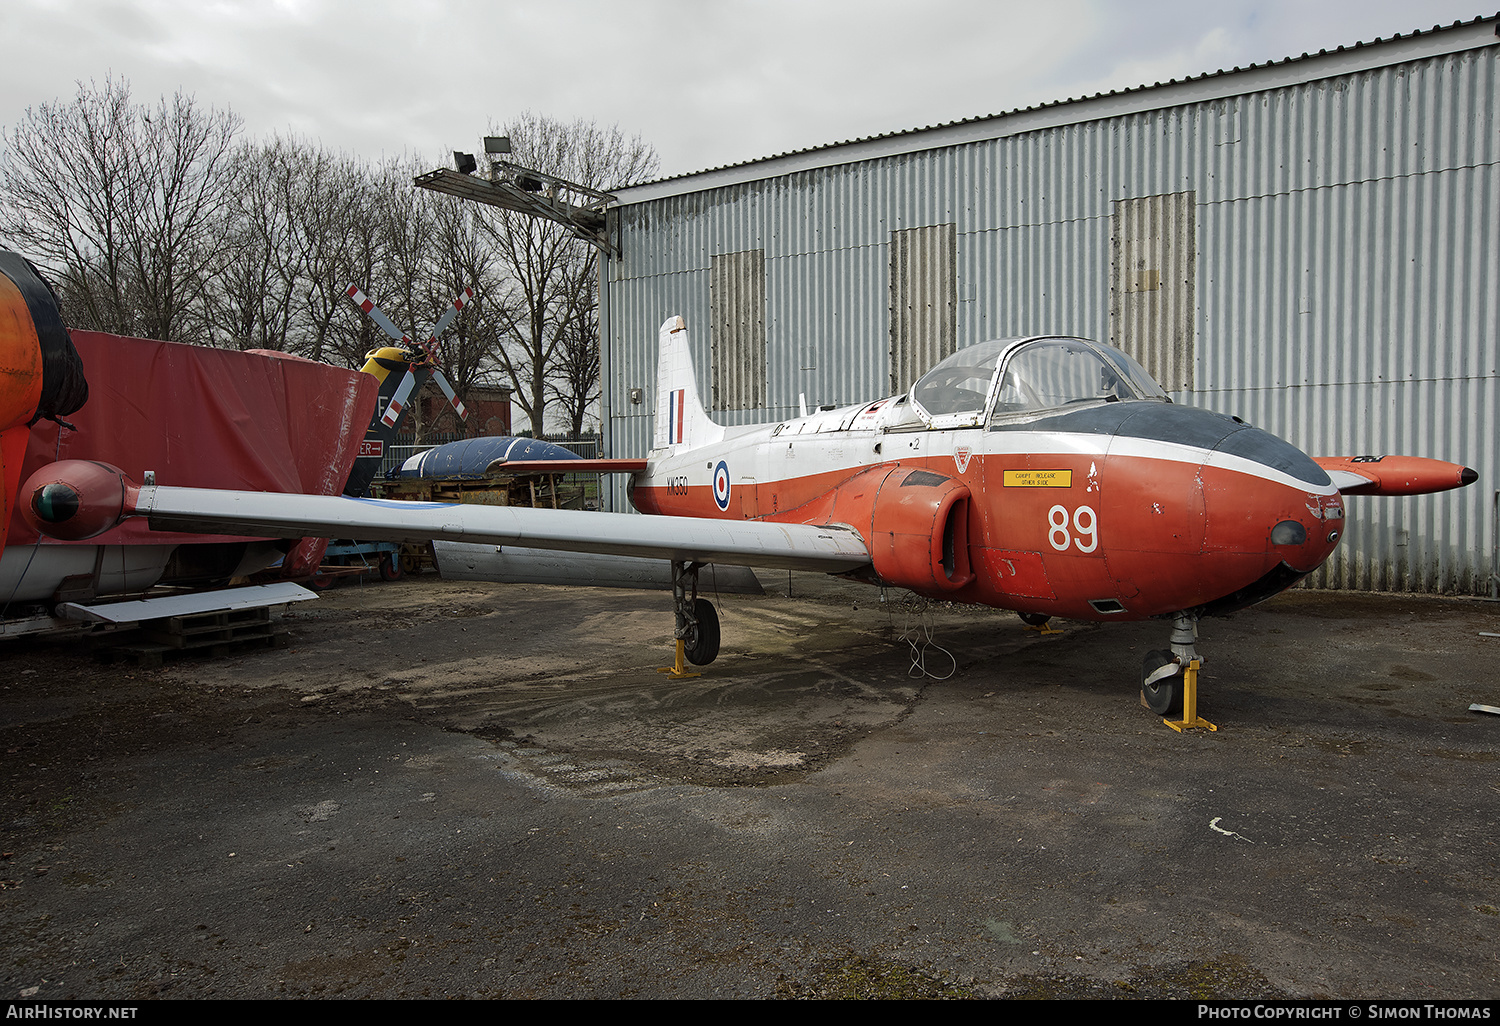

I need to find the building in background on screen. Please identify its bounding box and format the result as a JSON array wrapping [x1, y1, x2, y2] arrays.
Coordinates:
[[413, 382, 513, 440], [598, 15, 1500, 596]]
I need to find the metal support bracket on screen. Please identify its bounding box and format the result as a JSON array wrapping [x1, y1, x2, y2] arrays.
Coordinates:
[[415, 167, 619, 258], [657, 638, 700, 679], [658, 560, 702, 678], [1162, 658, 1218, 733]]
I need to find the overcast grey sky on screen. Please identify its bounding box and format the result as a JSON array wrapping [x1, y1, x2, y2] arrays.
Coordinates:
[[0, 0, 1492, 181]]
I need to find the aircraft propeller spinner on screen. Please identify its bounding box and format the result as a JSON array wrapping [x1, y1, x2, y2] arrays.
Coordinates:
[[345, 284, 473, 427]]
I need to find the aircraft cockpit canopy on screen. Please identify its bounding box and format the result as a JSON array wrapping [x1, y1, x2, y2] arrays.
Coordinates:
[[909, 336, 1168, 429]]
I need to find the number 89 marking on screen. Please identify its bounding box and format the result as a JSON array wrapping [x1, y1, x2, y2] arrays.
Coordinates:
[[1047, 504, 1098, 553]]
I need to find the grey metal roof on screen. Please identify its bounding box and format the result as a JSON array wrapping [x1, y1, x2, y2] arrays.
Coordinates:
[[612, 13, 1500, 205]]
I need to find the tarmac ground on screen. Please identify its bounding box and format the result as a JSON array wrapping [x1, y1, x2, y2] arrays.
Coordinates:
[[1, 571, 1497, 999]]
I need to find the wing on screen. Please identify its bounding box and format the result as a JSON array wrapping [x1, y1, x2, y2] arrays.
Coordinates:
[[1314, 455, 1477, 496], [21, 460, 871, 574]]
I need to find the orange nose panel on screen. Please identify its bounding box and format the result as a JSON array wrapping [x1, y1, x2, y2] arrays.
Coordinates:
[[0, 271, 43, 432], [0, 272, 44, 550]]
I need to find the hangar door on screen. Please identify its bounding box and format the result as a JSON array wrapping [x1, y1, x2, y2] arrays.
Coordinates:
[[1110, 192, 1196, 392], [710, 249, 767, 411], [890, 223, 957, 394]]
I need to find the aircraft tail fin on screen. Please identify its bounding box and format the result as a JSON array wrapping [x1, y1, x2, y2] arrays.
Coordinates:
[[653, 316, 724, 451], [344, 348, 429, 497]]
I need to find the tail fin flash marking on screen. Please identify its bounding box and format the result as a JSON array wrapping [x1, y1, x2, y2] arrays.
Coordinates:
[[653, 316, 724, 451]]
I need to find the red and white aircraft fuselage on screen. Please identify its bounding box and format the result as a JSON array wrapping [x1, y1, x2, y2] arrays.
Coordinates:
[[631, 320, 1456, 625]]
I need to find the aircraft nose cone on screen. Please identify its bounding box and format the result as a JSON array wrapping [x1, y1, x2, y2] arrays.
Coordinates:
[[1266, 504, 1342, 572], [1180, 419, 1347, 617], [1092, 404, 1344, 617], [1199, 419, 1342, 555]]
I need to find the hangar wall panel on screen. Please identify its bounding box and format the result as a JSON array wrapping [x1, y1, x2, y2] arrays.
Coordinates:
[[1111, 192, 1196, 392], [602, 33, 1500, 595], [709, 249, 767, 410], [889, 223, 957, 393]]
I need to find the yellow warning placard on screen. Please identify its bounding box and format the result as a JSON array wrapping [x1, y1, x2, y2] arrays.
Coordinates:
[[1003, 469, 1072, 488]]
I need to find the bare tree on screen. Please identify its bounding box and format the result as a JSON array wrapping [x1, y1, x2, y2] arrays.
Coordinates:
[[0, 78, 661, 450], [547, 300, 600, 439], [0, 77, 241, 344], [483, 113, 656, 436], [292, 149, 387, 367], [204, 139, 300, 350], [424, 187, 506, 430]]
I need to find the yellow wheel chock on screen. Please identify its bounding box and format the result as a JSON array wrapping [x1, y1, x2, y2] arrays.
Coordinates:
[[657, 639, 701, 679], [1162, 658, 1217, 733]]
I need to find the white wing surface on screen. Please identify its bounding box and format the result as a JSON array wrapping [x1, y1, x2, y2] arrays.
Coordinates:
[[138, 484, 871, 573]]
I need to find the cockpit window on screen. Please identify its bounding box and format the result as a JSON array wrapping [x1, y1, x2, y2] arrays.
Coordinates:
[[908, 337, 1169, 429], [1097, 346, 1170, 402], [990, 339, 1166, 421], [909, 340, 1007, 423]]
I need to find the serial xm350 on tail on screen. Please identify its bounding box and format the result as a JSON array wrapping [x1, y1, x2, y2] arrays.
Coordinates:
[[23, 316, 1475, 725]]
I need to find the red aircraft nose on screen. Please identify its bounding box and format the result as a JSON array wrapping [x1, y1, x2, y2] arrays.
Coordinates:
[[1090, 405, 1344, 618], [1187, 433, 1344, 615], [1268, 510, 1343, 573]]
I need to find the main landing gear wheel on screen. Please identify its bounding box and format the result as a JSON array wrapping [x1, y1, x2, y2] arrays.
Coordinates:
[[685, 597, 720, 665], [661, 560, 720, 678], [1141, 649, 1183, 717]]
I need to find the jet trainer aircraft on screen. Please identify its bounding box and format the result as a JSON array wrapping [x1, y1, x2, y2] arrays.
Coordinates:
[[21, 316, 1476, 724]]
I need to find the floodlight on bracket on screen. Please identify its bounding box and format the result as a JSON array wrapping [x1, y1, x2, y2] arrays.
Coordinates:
[[417, 150, 619, 259]]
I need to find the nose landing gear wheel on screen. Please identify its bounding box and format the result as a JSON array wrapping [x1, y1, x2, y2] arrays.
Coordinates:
[[1142, 617, 1217, 732], [1141, 649, 1183, 717]]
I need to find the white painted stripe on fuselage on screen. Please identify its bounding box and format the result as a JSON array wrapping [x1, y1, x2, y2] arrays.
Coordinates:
[[644, 424, 1337, 497]]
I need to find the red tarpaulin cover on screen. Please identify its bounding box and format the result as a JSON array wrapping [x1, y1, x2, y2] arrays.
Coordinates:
[[6, 332, 376, 547]]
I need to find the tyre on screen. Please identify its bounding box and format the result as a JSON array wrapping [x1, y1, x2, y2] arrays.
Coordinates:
[[1019, 612, 1051, 627], [1141, 649, 1182, 717], [378, 552, 402, 581], [684, 598, 720, 665]]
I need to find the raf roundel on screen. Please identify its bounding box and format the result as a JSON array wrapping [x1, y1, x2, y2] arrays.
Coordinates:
[[713, 460, 731, 511]]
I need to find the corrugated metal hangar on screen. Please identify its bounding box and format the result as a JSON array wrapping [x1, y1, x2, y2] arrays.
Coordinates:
[[598, 15, 1500, 596]]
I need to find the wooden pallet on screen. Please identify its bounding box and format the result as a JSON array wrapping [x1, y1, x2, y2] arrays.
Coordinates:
[[96, 607, 288, 667]]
